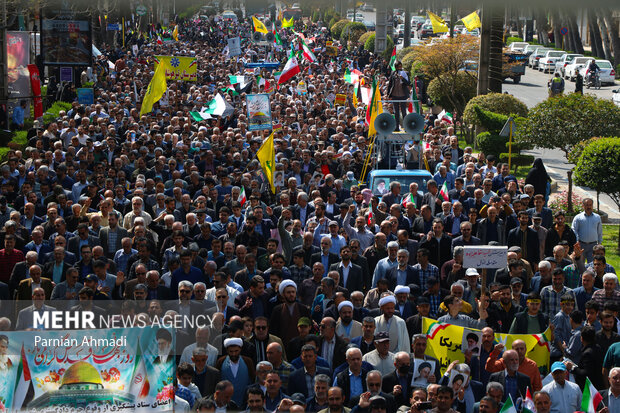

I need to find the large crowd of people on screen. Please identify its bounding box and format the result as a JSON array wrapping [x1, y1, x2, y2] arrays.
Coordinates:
[[1, 11, 619, 413]]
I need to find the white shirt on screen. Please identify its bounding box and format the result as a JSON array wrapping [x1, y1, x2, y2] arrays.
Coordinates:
[[205, 285, 239, 307], [339, 261, 352, 287], [229, 360, 239, 377]]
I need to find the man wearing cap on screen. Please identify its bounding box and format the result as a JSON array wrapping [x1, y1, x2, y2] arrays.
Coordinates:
[[269, 280, 311, 345], [217, 337, 256, 407], [362, 333, 395, 376], [374, 294, 410, 353], [541, 361, 582, 412], [336, 300, 363, 342]]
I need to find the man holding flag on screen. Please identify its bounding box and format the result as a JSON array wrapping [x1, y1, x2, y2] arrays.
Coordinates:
[[387, 61, 410, 131], [256, 132, 276, 194]]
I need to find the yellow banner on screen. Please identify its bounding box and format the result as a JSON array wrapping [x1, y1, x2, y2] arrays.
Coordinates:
[[154, 56, 198, 81], [422, 317, 551, 376], [427, 11, 449, 34], [462, 11, 481, 31]]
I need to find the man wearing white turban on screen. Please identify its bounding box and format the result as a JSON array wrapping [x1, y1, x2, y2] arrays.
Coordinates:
[[216, 336, 256, 407], [335, 300, 362, 343], [269, 279, 311, 344], [374, 294, 410, 353]]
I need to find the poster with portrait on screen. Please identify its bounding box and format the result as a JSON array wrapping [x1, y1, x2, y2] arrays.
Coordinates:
[[411, 358, 436, 387], [7, 32, 31, 114], [447, 369, 470, 394], [246, 93, 272, 131], [461, 329, 482, 356]]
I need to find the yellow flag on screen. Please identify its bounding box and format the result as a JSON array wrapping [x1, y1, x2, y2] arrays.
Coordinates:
[[366, 78, 383, 137], [256, 133, 276, 193], [427, 11, 449, 33], [252, 16, 268, 33], [462, 11, 481, 31], [282, 16, 294, 28], [172, 25, 179, 41], [140, 62, 167, 116]]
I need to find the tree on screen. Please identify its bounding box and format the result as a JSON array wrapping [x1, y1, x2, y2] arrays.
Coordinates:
[[463, 92, 528, 129], [331, 19, 350, 40], [427, 71, 477, 116], [518, 93, 620, 160], [573, 138, 620, 251], [340, 22, 367, 48], [409, 36, 479, 118]]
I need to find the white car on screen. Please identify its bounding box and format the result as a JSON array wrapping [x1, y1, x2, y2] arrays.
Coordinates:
[[396, 24, 405, 37], [612, 89, 620, 107], [578, 59, 616, 85], [508, 42, 529, 52], [538, 50, 567, 73], [528, 47, 550, 69], [565, 56, 596, 81], [554, 53, 583, 77]]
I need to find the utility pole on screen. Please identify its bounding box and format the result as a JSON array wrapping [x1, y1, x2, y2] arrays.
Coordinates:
[[477, 2, 503, 95], [449, 1, 455, 38], [404, 0, 411, 47]]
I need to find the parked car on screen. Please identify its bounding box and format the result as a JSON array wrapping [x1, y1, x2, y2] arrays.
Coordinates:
[[528, 48, 550, 69], [554, 53, 583, 77], [508, 42, 529, 52], [565, 56, 595, 81], [612, 89, 620, 107], [538, 50, 567, 73], [522, 44, 540, 57], [396, 24, 405, 38], [578, 59, 616, 85], [419, 24, 435, 38]]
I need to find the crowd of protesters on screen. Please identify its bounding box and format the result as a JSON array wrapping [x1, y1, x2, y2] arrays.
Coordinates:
[[0, 11, 618, 413]]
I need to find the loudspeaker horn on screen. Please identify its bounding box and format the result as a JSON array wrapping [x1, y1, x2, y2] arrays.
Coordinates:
[[374, 113, 396, 135], [252, 32, 264, 42], [265, 32, 275, 42], [275, 19, 282, 28], [264, 18, 272, 28], [403, 113, 425, 135]]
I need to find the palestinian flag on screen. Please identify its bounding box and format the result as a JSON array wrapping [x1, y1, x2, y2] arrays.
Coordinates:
[[439, 181, 450, 202], [189, 111, 211, 121], [12, 345, 34, 409], [278, 54, 300, 85], [498, 395, 517, 413], [402, 193, 416, 208], [389, 46, 397, 71], [410, 85, 421, 114], [581, 377, 603, 413], [234, 80, 254, 95], [367, 211, 373, 226], [522, 388, 535, 413], [228, 75, 245, 85], [344, 68, 362, 84], [273, 30, 282, 45], [239, 187, 247, 206]]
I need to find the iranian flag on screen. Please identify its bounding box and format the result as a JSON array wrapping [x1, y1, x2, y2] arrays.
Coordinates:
[[402, 193, 416, 208], [439, 181, 450, 202], [344, 68, 362, 84], [389, 46, 397, 71], [239, 187, 247, 207], [129, 341, 150, 399], [156, 35, 163, 45], [498, 395, 517, 413], [522, 387, 535, 413], [278, 54, 300, 85], [438, 109, 453, 124], [12, 344, 34, 409], [581, 377, 603, 413], [300, 38, 317, 63], [367, 211, 373, 226]]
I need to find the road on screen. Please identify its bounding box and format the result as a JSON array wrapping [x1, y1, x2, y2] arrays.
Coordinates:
[[503, 68, 619, 221]]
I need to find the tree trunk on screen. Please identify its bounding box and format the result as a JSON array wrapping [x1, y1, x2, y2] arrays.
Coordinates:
[[602, 8, 620, 67], [567, 10, 584, 54], [599, 11, 613, 61], [551, 8, 562, 49], [536, 9, 549, 46], [562, 11, 574, 52], [589, 10, 605, 58]]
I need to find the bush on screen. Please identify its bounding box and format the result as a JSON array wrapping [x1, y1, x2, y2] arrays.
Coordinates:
[[506, 36, 524, 45], [396, 46, 417, 61], [473, 106, 509, 134], [358, 31, 374, 48], [549, 190, 585, 215], [568, 136, 605, 164], [401, 51, 418, 73], [463, 92, 528, 128], [341, 21, 367, 46], [331, 19, 350, 40], [476, 132, 509, 157], [499, 153, 535, 170], [43, 101, 72, 124], [363, 34, 393, 59], [427, 71, 477, 114]]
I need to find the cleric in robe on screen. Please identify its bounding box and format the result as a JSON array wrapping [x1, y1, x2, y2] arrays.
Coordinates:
[[374, 294, 410, 353]]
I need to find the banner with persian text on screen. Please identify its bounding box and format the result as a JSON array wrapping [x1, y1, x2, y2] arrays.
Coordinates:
[[153, 56, 197, 81], [0, 327, 175, 412]]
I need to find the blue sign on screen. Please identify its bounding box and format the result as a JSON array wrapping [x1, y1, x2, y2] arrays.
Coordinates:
[[107, 23, 120, 31], [77, 88, 94, 104], [560, 27, 568, 35], [243, 62, 281, 70], [60, 67, 73, 83]]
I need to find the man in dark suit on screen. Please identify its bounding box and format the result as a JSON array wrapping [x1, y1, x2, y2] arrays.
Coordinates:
[[385, 249, 420, 291], [329, 245, 364, 293], [317, 317, 348, 371], [24, 229, 53, 263], [98, 211, 129, 258], [419, 218, 453, 268], [9, 251, 41, 294], [507, 211, 540, 266], [488, 350, 531, 402], [350, 371, 397, 412], [213, 287, 240, 324], [19, 205, 44, 234], [598, 367, 620, 410], [287, 344, 331, 397], [333, 347, 369, 407], [451, 222, 482, 249], [568, 325, 604, 390], [381, 351, 413, 407], [235, 275, 271, 319], [15, 265, 54, 300], [67, 223, 101, 257], [293, 193, 314, 228], [311, 239, 339, 275], [42, 247, 72, 284], [293, 234, 321, 267], [191, 347, 221, 398], [421, 180, 443, 216]]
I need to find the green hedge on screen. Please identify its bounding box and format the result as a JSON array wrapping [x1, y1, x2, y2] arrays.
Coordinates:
[[476, 132, 509, 157], [331, 19, 350, 40], [463, 92, 528, 128], [499, 153, 535, 168], [363, 33, 394, 59], [43, 101, 72, 124], [341, 21, 367, 47], [506, 36, 523, 45]]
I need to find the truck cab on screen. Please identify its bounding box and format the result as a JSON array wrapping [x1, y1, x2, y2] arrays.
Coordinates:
[[368, 169, 433, 197]]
